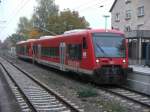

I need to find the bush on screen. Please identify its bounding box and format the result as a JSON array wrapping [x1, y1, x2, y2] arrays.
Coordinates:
[[76, 85, 98, 98]]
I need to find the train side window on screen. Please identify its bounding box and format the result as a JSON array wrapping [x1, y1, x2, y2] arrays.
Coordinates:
[[41, 47, 59, 58], [67, 44, 82, 60], [82, 37, 87, 49]]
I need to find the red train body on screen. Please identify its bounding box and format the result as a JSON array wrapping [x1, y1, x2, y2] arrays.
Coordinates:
[[16, 29, 129, 84]]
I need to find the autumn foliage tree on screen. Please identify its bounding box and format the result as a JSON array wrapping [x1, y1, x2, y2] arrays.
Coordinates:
[[47, 9, 89, 34], [17, 17, 31, 38], [11, 0, 89, 43], [34, 0, 58, 27]]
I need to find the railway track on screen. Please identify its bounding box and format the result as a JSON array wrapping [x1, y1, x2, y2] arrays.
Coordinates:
[[2, 53, 150, 111], [100, 86, 150, 109], [0, 57, 83, 112]]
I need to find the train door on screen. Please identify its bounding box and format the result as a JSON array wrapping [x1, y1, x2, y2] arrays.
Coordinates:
[[31, 44, 35, 60], [37, 44, 41, 62], [59, 42, 66, 71]]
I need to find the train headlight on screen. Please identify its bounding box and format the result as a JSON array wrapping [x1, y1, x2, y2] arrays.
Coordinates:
[[123, 59, 126, 64], [96, 59, 99, 63]]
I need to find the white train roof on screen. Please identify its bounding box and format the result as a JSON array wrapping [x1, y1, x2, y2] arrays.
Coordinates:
[[39, 35, 55, 39], [63, 29, 88, 34]]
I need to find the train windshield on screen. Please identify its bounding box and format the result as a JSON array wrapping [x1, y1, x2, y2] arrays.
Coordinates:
[[92, 33, 126, 58]]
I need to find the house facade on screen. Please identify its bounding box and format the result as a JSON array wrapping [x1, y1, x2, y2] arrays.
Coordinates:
[[110, 0, 150, 31], [110, 0, 150, 65]]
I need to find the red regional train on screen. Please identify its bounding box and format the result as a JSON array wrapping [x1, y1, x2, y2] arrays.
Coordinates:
[[16, 29, 129, 84]]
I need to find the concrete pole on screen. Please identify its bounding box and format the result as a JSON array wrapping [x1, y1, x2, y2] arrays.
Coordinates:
[[103, 15, 110, 31], [138, 37, 142, 65]]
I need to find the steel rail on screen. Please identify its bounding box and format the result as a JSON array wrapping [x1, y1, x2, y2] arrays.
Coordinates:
[[3, 58, 83, 112], [100, 86, 150, 108], [0, 62, 37, 112]]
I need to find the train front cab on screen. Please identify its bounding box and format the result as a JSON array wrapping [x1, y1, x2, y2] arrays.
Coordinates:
[[91, 32, 129, 84]]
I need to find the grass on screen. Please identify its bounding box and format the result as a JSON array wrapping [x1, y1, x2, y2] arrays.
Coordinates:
[[76, 84, 98, 98], [75, 84, 127, 112], [96, 100, 127, 112]]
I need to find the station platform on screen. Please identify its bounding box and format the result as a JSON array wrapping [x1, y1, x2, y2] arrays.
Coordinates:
[[127, 65, 150, 95], [129, 65, 150, 75]]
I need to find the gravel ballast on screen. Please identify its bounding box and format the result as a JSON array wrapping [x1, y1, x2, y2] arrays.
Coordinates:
[[5, 56, 150, 112]]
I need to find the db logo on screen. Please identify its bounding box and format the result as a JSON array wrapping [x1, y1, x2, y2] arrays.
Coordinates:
[[82, 52, 87, 58]]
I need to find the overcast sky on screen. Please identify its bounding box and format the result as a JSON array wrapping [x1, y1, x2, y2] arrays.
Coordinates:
[[0, 0, 114, 42]]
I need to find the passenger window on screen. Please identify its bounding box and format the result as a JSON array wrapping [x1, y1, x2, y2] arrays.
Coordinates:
[[82, 37, 87, 49], [41, 47, 59, 57], [67, 44, 82, 60]]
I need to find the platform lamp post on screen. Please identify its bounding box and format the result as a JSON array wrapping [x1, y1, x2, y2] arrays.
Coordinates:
[[99, 5, 110, 31], [99, 5, 105, 28], [103, 15, 110, 31]]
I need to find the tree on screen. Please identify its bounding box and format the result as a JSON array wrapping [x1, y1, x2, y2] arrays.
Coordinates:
[[6, 33, 27, 47], [33, 0, 59, 29], [47, 9, 89, 34], [60, 9, 89, 31], [28, 27, 43, 38], [15, 0, 90, 40], [1, 32, 29, 50], [17, 17, 32, 38], [17, 16, 42, 39]]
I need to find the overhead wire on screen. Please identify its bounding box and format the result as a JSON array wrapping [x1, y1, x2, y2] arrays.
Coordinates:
[[0, 0, 26, 28], [0, 0, 32, 38], [4, 0, 27, 18], [76, 0, 108, 12], [1, 0, 95, 36], [1, 0, 111, 40], [71, 0, 111, 29]]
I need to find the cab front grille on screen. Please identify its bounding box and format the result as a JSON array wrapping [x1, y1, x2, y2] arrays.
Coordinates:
[[101, 65, 122, 75]]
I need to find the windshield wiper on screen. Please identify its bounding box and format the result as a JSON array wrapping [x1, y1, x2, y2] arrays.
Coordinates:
[[96, 43, 108, 56]]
